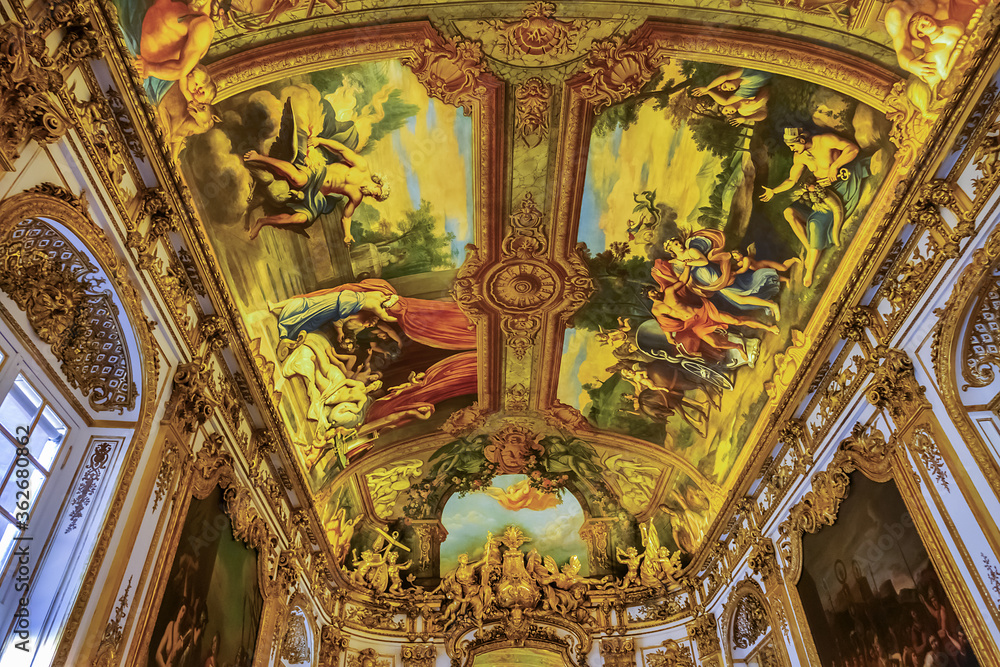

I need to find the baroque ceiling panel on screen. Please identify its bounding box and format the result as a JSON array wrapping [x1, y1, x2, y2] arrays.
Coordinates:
[[96, 0, 996, 615]]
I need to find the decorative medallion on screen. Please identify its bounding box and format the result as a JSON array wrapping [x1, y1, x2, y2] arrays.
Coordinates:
[[485, 424, 543, 474], [481, 2, 600, 60], [488, 262, 558, 310]]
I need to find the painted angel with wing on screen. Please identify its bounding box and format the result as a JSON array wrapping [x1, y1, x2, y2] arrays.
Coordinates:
[[243, 96, 389, 245]]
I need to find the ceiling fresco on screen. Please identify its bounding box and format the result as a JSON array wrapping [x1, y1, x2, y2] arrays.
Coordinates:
[[103, 0, 995, 601]]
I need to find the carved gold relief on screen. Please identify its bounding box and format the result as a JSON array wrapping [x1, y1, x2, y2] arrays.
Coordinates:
[[688, 612, 721, 657], [401, 644, 436, 667], [646, 640, 694, 667], [0, 215, 138, 412], [404, 36, 490, 116], [514, 77, 552, 147], [865, 349, 927, 422], [165, 359, 218, 433], [600, 636, 636, 667], [92, 577, 131, 667], [578, 33, 662, 111], [0, 21, 69, 170], [732, 593, 769, 649]]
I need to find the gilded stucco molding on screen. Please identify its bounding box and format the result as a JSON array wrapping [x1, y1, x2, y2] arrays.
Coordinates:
[[0, 206, 139, 413], [931, 219, 1000, 501], [609, 636, 642, 665], [91, 576, 132, 667], [687, 611, 720, 658]]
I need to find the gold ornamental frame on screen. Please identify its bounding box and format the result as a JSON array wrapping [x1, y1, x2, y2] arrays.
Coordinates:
[[775, 419, 1000, 666], [125, 436, 284, 667]]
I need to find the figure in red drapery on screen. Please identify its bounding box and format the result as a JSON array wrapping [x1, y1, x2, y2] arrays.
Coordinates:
[[648, 259, 776, 362], [366, 351, 478, 426]]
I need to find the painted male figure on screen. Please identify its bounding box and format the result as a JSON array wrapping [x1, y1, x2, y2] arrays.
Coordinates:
[[244, 135, 389, 245], [760, 128, 870, 287]]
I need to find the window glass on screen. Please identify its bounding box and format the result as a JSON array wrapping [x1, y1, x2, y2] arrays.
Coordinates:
[[28, 406, 66, 471], [0, 459, 43, 518], [0, 375, 43, 438]]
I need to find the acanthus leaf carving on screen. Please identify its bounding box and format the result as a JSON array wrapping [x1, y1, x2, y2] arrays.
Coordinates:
[[403, 36, 490, 116], [865, 349, 927, 422], [165, 358, 218, 432], [0, 20, 68, 170], [578, 33, 662, 111], [687, 612, 720, 657]]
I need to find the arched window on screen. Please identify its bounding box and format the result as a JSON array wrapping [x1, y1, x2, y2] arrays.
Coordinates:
[[0, 196, 150, 666]]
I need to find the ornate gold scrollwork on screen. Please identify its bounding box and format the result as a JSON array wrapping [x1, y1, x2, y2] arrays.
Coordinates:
[[577, 33, 662, 111], [732, 593, 769, 650], [403, 35, 491, 116], [319, 625, 348, 667], [646, 639, 694, 667], [400, 644, 436, 667], [600, 636, 636, 667], [91, 577, 131, 667], [0, 214, 139, 412], [515, 77, 552, 148], [165, 358, 219, 433], [865, 348, 927, 423], [688, 612, 720, 657]]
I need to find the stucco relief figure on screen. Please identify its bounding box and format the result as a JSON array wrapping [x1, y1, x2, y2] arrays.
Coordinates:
[[761, 128, 870, 287], [638, 520, 681, 588], [616, 546, 642, 589], [885, 0, 982, 88]]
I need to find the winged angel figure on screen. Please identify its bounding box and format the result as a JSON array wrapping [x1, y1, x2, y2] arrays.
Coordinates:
[[242, 97, 389, 245], [639, 520, 682, 588]]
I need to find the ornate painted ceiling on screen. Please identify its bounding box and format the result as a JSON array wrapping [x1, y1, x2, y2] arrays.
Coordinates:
[[99, 0, 995, 593]]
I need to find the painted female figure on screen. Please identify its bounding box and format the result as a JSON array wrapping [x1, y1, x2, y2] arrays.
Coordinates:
[[664, 230, 782, 321]]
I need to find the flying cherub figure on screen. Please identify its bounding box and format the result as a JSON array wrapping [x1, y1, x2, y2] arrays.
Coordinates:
[[243, 97, 389, 245]]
